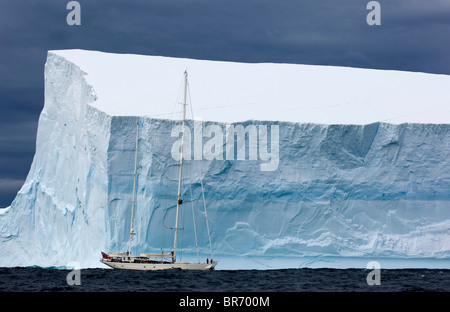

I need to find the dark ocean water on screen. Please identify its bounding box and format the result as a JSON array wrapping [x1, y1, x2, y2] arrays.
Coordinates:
[[0, 267, 449, 292]]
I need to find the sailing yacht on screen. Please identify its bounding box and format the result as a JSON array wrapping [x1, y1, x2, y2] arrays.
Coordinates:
[[100, 71, 216, 270]]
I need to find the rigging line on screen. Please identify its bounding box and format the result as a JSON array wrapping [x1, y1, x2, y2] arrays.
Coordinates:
[[128, 122, 139, 257], [188, 163, 200, 263], [179, 180, 189, 262], [161, 204, 167, 254], [143, 101, 259, 119], [186, 80, 200, 263], [170, 74, 185, 121], [182, 76, 200, 263], [188, 84, 214, 260], [196, 101, 259, 111]]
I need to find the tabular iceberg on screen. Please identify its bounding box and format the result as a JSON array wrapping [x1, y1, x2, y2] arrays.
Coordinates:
[[1, 50, 450, 269]]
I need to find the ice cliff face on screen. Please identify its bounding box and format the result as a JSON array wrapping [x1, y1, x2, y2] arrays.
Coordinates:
[[0, 52, 110, 268], [1, 50, 450, 269]]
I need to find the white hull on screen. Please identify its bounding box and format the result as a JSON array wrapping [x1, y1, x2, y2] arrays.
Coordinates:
[[100, 259, 216, 271]]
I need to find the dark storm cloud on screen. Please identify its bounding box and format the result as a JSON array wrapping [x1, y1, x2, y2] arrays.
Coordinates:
[[0, 0, 449, 206]]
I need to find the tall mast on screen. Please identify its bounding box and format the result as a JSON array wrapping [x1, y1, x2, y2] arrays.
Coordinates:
[[128, 122, 139, 257], [173, 71, 188, 263]]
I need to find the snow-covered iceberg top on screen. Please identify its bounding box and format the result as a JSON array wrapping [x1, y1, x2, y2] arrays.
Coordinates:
[[52, 49, 450, 124]]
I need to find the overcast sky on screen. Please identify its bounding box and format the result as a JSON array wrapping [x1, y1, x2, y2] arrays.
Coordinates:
[[0, 0, 449, 207]]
